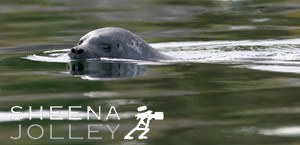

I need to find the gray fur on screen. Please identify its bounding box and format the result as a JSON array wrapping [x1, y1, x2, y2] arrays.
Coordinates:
[[68, 27, 172, 61]]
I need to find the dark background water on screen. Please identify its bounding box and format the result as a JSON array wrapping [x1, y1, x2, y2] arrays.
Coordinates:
[[1, 0, 300, 145]]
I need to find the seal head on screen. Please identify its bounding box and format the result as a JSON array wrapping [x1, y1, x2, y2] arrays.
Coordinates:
[[68, 27, 171, 61]]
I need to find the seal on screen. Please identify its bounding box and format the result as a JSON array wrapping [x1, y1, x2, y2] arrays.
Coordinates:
[[68, 27, 172, 61]]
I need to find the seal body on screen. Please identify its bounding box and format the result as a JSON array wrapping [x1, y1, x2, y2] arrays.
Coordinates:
[[68, 27, 172, 61]]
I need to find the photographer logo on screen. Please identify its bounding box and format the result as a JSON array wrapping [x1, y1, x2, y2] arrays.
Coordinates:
[[124, 106, 164, 140], [9, 105, 164, 140]]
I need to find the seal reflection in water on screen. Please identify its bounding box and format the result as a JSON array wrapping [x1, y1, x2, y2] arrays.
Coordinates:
[[68, 60, 146, 79]]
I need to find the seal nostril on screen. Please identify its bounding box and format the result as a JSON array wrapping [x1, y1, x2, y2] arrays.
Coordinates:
[[77, 49, 84, 54], [71, 48, 76, 54]]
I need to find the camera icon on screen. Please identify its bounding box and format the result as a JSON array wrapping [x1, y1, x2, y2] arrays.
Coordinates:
[[150, 112, 164, 120]]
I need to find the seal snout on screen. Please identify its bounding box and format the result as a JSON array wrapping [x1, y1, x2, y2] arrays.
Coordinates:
[[68, 47, 85, 59], [71, 47, 85, 55]]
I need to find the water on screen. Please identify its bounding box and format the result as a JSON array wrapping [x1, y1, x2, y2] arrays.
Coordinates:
[[1, 0, 300, 145]]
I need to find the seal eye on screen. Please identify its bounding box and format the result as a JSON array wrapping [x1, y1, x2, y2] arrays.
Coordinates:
[[78, 40, 83, 45], [100, 44, 111, 53]]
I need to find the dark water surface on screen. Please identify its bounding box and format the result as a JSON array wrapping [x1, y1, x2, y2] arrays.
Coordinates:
[[1, 0, 300, 145]]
